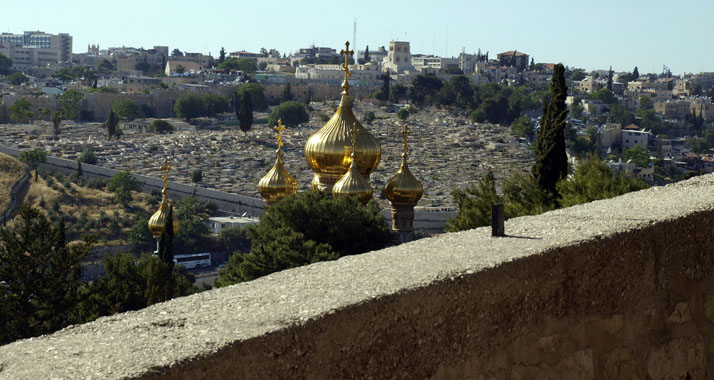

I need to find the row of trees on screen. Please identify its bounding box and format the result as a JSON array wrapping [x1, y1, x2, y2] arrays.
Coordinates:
[[0, 204, 195, 345], [174, 93, 231, 120], [447, 64, 649, 231], [216, 190, 391, 286], [392, 74, 544, 126]]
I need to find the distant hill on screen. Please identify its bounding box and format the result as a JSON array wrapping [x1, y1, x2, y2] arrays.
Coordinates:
[[0, 153, 25, 214]]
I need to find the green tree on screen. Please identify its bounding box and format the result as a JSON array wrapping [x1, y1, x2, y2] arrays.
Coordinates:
[[408, 74, 443, 105], [202, 93, 230, 116], [78, 148, 98, 164], [218, 57, 257, 73], [216, 191, 390, 286], [624, 145, 650, 167], [175, 64, 185, 74], [445, 170, 502, 232], [106, 109, 120, 138], [632, 66, 639, 81], [9, 98, 34, 123], [268, 100, 309, 127], [75, 252, 194, 323], [218, 47, 226, 64], [376, 71, 390, 101], [609, 103, 635, 126], [150, 119, 174, 133], [237, 83, 267, 111], [127, 213, 154, 253], [0, 53, 11, 75], [107, 170, 142, 206], [396, 108, 409, 121], [111, 99, 140, 120], [173, 196, 214, 254], [58, 89, 84, 121], [532, 63, 568, 201], [589, 88, 617, 104], [636, 109, 663, 134], [511, 116, 535, 139], [282, 82, 294, 101], [7, 72, 28, 85], [390, 83, 407, 103], [51, 111, 62, 135], [566, 67, 587, 81], [18, 148, 46, 181], [171, 48, 183, 57], [639, 95, 653, 110], [174, 93, 206, 121], [218, 226, 251, 253], [557, 158, 648, 208], [362, 111, 376, 125], [235, 91, 254, 136], [96, 59, 115, 73], [0, 207, 92, 345], [191, 169, 202, 196]]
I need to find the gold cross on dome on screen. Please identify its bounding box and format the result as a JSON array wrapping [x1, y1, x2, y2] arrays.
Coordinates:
[[401, 124, 411, 155], [275, 119, 286, 152], [160, 159, 170, 186], [340, 41, 354, 79]]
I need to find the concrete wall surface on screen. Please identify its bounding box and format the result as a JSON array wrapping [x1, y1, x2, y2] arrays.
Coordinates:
[[2, 174, 714, 379]]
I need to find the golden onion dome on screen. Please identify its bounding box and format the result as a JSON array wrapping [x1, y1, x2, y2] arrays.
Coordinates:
[[332, 125, 373, 205], [304, 41, 381, 191], [148, 161, 180, 238], [258, 120, 298, 205], [385, 125, 423, 206]]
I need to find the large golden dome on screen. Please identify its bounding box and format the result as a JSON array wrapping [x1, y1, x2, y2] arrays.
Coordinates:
[[148, 161, 180, 238], [385, 125, 423, 206], [332, 127, 373, 205], [258, 120, 298, 205], [304, 41, 381, 192]]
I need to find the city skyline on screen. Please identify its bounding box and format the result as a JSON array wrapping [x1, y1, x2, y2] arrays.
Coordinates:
[[4, 0, 713, 74]]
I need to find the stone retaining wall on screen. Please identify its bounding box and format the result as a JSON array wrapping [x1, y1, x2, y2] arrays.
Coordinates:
[[2, 167, 714, 379]]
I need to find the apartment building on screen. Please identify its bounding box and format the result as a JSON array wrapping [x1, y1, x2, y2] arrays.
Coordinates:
[[0, 30, 72, 67]]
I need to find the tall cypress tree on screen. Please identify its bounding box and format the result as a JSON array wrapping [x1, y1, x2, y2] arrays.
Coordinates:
[[532, 63, 568, 202], [236, 92, 253, 136]]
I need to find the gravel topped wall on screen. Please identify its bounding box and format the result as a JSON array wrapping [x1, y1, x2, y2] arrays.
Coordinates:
[[2, 174, 714, 379]]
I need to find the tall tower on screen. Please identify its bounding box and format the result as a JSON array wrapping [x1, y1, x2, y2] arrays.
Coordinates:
[[385, 125, 423, 243], [258, 120, 298, 205], [304, 41, 381, 192], [353, 19, 357, 60]]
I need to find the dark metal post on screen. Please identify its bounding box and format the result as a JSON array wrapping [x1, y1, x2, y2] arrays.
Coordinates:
[[491, 203, 504, 237]]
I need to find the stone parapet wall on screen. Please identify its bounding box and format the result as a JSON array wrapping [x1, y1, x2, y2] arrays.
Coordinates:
[[2, 174, 714, 379]]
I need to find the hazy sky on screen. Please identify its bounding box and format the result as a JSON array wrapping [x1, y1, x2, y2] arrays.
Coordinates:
[[5, 0, 712, 74]]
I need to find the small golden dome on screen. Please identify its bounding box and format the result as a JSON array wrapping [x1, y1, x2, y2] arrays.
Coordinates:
[[148, 161, 180, 238], [258, 120, 298, 205], [332, 125, 373, 205], [304, 41, 381, 191], [385, 125, 423, 206]]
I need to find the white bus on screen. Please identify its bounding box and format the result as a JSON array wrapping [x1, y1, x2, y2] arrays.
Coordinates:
[[173, 253, 212, 269]]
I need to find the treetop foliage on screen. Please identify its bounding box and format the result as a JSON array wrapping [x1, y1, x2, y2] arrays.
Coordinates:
[[107, 170, 142, 206], [267, 100, 309, 127], [237, 83, 267, 111], [532, 63, 568, 201], [0, 207, 92, 344], [174, 93, 231, 121], [216, 190, 391, 286]]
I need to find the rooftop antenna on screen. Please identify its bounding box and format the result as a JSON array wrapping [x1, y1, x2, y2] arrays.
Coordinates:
[[445, 26, 448, 57], [353, 18, 357, 59]]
